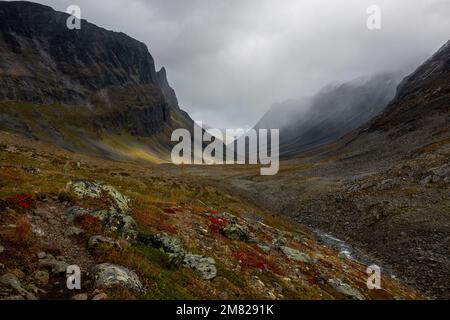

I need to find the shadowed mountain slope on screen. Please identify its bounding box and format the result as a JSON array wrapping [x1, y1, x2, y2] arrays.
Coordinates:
[[255, 73, 402, 156], [0, 1, 194, 162]]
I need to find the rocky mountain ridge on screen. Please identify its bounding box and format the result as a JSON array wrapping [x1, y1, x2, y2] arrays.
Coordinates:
[[0, 1, 193, 161]]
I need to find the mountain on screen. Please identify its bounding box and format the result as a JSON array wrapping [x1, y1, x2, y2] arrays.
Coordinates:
[[255, 73, 402, 156], [0, 1, 193, 162], [330, 40, 450, 163], [218, 40, 450, 298]]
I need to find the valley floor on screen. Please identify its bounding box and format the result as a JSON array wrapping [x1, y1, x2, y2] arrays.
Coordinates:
[[177, 134, 450, 299], [0, 131, 421, 300]]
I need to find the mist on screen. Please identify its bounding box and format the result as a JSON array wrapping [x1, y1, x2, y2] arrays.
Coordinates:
[[26, 0, 450, 128]]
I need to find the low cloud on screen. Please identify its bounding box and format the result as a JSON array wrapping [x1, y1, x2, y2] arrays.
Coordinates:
[[29, 0, 450, 128]]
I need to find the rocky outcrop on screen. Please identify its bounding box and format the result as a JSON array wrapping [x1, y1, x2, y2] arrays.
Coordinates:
[[93, 263, 144, 293], [138, 233, 217, 280], [67, 180, 130, 212], [0, 1, 194, 158], [66, 180, 138, 240]]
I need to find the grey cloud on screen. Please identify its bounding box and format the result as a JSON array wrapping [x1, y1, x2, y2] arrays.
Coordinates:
[[26, 0, 450, 128]]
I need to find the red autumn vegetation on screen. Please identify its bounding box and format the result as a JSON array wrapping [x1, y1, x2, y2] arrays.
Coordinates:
[[233, 249, 283, 275], [4, 216, 33, 246], [6, 194, 33, 209], [77, 215, 102, 234], [208, 217, 229, 234]]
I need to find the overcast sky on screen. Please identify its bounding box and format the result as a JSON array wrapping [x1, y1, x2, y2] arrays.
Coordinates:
[[30, 0, 450, 128]]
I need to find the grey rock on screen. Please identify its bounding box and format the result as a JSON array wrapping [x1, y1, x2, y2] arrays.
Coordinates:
[[66, 206, 91, 218], [431, 175, 442, 183], [257, 244, 271, 253], [272, 236, 287, 249], [67, 180, 130, 213], [183, 254, 217, 280], [89, 209, 138, 241], [360, 182, 376, 190], [88, 235, 120, 249], [0, 244, 4, 254], [328, 279, 365, 300], [221, 223, 249, 242], [93, 263, 144, 293], [420, 175, 432, 184], [2, 295, 25, 300], [431, 164, 450, 178], [21, 166, 41, 175], [64, 226, 84, 237], [139, 233, 185, 255], [0, 273, 38, 300], [37, 252, 47, 259], [138, 233, 217, 280], [281, 246, 317, 264], [92, 292, 108, 300], [71, 293, 88, 300], [31, 224, 45, 237], [220, 212, 238, 223], [39, 256, 69, 274], [0, 273, 21, 290]]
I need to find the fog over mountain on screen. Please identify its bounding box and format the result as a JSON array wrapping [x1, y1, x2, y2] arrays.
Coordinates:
[[28, 0, 450, 128], [255, 73, 403, 155]]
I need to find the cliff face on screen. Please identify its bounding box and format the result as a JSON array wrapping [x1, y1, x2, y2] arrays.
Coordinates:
[[0, 1, 192, 159]]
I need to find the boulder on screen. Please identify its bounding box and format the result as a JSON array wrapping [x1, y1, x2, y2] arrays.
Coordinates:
[[67, 180, 130, 212], [93, 263, 144, 293], [38, 256, 69, 274], [138, 233, 217, 280], [183, 254, 217, 280], [281, 246, 317, 264], [90, 209, 138, 241], [92, 292, 108, 300], [71, 293, 88, 300], [88, 235, 120, 249], [0, 273, 38, 300], [138, 233, 185, 255], [328, 279, 365, 300], [221, 223, 249, 242]]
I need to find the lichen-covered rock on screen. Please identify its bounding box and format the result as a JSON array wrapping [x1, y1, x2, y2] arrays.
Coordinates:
[[90, 209, 138, 241], [328, 279, 365, 300], [221, 212, 238, 223], [138, 233, 217, 280], [221, 223, 249, 242], [88, 235, 120, 249], [67, 180, 130, 212], [93, 263, 144, 293], [183, 254, 217, 280], [138, 233, 184, 255], [38, 255, 69, 274], [0, 273, 38, 300], [281, 246, 317, 264], [65, 206, 92, 221], [66, 206, 138, 241]]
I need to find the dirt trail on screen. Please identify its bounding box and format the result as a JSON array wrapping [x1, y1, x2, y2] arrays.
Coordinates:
[[30, 200, 95, 272]]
